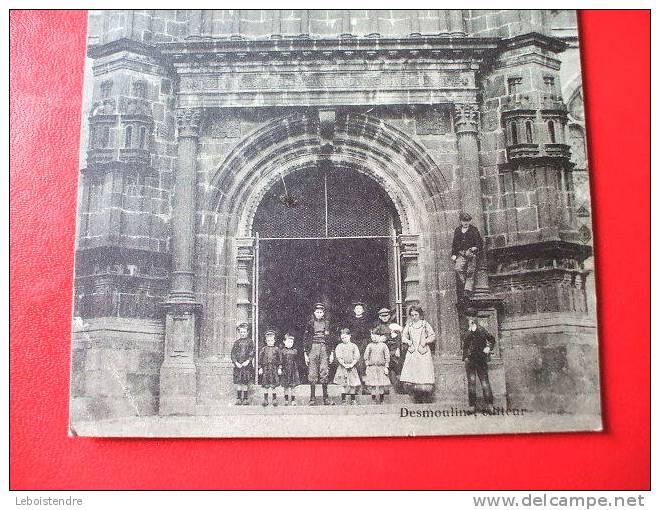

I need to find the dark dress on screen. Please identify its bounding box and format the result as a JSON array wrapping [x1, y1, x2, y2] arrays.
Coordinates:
[[349, 315, 371, 377], [259, 344, 282, 388], [280, 347, 301, 388], [231, 337, 255, 385]]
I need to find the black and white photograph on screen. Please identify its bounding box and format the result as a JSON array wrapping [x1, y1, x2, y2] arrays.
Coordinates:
[[69, 9, 601, 437]]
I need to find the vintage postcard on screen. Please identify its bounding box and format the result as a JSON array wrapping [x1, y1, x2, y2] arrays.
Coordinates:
[[69, 9, 600, 437]]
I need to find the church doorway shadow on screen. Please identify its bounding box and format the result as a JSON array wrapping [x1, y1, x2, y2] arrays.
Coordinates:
[[257, 237, 392, 383]]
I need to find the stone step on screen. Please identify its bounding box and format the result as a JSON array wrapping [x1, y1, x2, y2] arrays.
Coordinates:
[[224, 383, 463, 399], [196, 384, 505, 416], [196, 400, 470, 416]]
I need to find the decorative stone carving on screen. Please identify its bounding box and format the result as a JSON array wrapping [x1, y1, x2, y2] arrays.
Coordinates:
[[576, 204, 590, 218], [399, 234, 421, 309], [579, 225, 592, 243], [453, 103, 479, 135], [176, 108, 204, 138], [121, 98, 152, 116], [91, 98, 116, 116]]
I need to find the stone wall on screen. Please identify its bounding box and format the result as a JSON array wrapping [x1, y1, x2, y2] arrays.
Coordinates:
[[88, 10, 581, 44], [88, 10, 469, 44], [465, 10, 551, 38], [70, 318, 164, 423], [500, 315, 600, 413]]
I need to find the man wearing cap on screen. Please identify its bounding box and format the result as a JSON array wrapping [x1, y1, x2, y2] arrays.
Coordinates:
[[451, 211, 484, 300], [303, 303, 335, 405], [373, 307, 404, 392], [461, 309, 496, 414]]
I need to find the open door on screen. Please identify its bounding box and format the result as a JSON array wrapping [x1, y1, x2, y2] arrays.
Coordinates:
[[252, 232, 260, 384]]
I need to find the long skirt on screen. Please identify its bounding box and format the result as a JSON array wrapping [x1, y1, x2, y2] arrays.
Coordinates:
[[364, 365, 390, 387], [400, 348, 435, 392]]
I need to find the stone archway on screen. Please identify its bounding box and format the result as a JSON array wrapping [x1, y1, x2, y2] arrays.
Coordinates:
[[198, 112, 460, 379]]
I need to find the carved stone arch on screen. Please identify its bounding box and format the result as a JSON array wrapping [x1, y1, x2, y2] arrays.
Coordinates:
[[200, 111, 457, 361], [207, 112, 452, 235]]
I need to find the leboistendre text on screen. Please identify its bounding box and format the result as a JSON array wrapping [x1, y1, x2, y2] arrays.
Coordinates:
[[400, 406, 529, 418], [16, 497, 83, 506]]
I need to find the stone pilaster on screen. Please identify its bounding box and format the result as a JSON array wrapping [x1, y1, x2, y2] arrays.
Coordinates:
[[400, 234, 420, 309], [236, 238, 255, 327], [159, 107, 203, 416], [454, 103, 489, 294]]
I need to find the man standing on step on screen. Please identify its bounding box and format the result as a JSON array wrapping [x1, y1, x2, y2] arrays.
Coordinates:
[[451, 211, 483, 301], [461, 308, 496, 415], [304, 302, 335, 405]]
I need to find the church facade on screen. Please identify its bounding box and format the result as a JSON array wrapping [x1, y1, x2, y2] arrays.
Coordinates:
[[71, 10, 599, 421]]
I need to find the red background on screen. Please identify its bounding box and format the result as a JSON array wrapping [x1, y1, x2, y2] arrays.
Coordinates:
[[9, 10, 650, 490]]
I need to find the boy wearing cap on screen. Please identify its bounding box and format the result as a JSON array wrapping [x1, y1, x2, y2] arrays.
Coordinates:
[[230, 322, 255, 405], [303, 303, 335, 405], [258, 329, 282, 407], [461, 310, 496, 414], [373, 307, 404, 392], [451, 211, 484, 299]]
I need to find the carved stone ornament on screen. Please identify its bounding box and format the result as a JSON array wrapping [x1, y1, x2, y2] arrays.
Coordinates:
[[176, 108, 204, 138], [453, 103, 479, 135]]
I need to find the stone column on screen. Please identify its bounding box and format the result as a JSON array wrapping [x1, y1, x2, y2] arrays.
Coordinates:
[[271, 10, 282, 39], [230, 10, 241, 40], [454, 103, 489, 294], [448, 10, 465, 36], [159, 107, 203, 416], [341, 10, 352, 38], [300, 10, 309, 37], [409, 11, 421, 37]]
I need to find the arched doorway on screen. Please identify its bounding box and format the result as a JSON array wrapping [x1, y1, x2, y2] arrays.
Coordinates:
[[252, 164, 403, 347], [201, 113, 460, 369]]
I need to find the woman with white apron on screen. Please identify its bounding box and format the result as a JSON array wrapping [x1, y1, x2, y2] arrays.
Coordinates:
[[399, 305, 436, 401]]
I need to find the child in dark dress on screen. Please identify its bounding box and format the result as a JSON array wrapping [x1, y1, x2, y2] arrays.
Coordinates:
[[258, 329, 282, 407], [230, 322, 255, 405], [280, 333, 301, 406]]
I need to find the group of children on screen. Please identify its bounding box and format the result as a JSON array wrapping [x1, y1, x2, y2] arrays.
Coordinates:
[[231, 302, 401, 407]]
